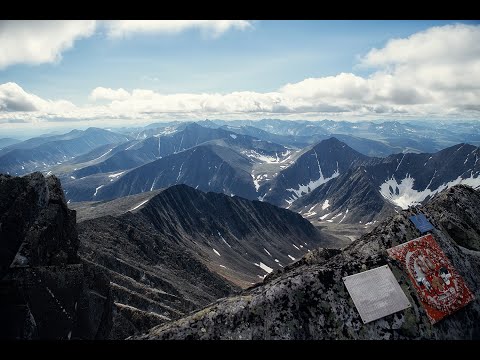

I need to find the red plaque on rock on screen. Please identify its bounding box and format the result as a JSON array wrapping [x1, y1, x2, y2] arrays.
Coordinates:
[[387, 234, 474, 324]]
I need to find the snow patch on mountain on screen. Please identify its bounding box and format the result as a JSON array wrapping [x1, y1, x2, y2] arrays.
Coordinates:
[[330, 212, 343, 221], [108, 171, 126, 179], [338, 209, 349, 224], [242, 150, 280, 163], [244, 149, 291, 164], [218, 231, 231, 248], [251, 173, 269, 192], [285, 157, 339, 204], [128, 199, 149, 211], [379, 173, 480, 209], [254, 262, 273, 274], [321, 199, 330, 210], [153, 127, 178, 137], [93, 185, 104, 197], [303, 204, 317, 217], [91, 148, 113, 163]]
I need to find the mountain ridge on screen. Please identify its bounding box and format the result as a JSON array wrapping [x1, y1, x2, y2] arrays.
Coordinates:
[[76, 182, 340, 337], [293, 142, 480, 226]]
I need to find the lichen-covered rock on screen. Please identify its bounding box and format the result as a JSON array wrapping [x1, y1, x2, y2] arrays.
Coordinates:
[[0, 172, 112, 339], [134, 185, 480, 340]]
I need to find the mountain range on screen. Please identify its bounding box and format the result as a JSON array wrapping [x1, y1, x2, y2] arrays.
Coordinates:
[[0, 128, 129, 176], [293, 142, 480, 225], [203, 119, 480, 153], [1, 120, 479, 234]]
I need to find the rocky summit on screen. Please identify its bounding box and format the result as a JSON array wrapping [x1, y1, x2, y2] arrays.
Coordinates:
[[134, 185, 480, 340], [0, 172, 112, 339]]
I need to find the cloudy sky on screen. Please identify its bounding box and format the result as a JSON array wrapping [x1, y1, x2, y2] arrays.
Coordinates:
[[0, 20, 479, 136]]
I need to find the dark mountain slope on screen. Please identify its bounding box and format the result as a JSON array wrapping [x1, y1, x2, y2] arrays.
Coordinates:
[[0, 138, 20, 149], [78, 211, 237, 339], [70, 190, 164, 222], [0, 128, 129, 176], [260, 138, 376, 207], [135, 185, 480, 340], [90, 144, 258, 202], [77, 184, 338, 337], [0, 129, 85, 154], [293, 166, 397, 225], [62, 123, 287, 202], [70, 123, 279, 179]]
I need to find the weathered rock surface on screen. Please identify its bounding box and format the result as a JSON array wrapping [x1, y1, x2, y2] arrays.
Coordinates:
[[0, 172, 112, 339], [134, 185, 480, 340]]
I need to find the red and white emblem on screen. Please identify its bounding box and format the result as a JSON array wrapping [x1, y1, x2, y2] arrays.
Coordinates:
[[387, 234, 474, 324]]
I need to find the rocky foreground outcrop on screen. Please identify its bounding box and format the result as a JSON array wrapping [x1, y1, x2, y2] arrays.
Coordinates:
[[0, 172, 112, 339], [134, 185, 480, 339]]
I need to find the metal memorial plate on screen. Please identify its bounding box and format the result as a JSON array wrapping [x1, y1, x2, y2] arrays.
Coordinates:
[[409, 214, 434, 233], [387, 234, 475, 324], [343, 265, 411, 324]]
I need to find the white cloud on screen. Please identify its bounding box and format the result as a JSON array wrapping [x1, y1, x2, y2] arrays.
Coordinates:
[[0, 82, 76, 113], [103, 20, 252, 38], [0, 20, 252, 70], [90, 87, 131, 101], [280, 24, 480, 113], [0, 82, 40, 111], [0, 20, 96, 69], [1, 23, 480, 129], [361, 24, 480, 67]]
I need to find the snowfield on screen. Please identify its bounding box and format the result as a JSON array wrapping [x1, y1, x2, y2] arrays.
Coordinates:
[[379, 173, 480, 209]]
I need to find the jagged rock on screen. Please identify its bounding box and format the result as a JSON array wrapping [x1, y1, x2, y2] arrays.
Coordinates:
[[134, 185, 480, 340], [0, 172, 79, 272], [427, 185, 480, 251], [0, 172, 112, 339]]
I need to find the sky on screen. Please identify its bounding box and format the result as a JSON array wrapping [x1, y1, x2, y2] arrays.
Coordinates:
[[0, 20, 479, 137]]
